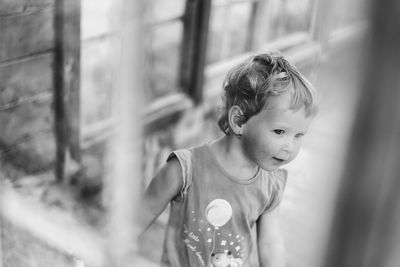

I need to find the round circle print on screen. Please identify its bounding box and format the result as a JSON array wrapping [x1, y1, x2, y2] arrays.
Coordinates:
[[205, 199, 232, 227]]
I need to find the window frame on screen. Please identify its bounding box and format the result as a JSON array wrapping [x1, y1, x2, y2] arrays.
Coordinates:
[[79, 0, 212, 151], [203, 0, 322, 100], [73, 0, 325, 158]]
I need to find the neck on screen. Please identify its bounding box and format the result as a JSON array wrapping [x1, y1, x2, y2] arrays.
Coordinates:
[[210, 136, 259, 180]]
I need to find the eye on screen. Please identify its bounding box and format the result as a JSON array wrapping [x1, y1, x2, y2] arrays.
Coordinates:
[[273, 129, 285, 135], [295, 133, 305, 138]]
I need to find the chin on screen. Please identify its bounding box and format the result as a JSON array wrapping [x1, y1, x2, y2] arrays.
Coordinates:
[[259, 164, 280, 172]]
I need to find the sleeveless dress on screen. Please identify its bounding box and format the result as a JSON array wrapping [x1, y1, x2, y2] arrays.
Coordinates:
[[161, 144, 287, 267]]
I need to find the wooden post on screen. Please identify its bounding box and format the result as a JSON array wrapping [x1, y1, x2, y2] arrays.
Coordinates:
[[105, 0, 146, 265], [180, 0, 212, 104], [63, 0, 81, 163], [53, 0, 81, 181], [53, 0, 66, 182], [0, 215, 3, 267], [323, 0, 400, 266]]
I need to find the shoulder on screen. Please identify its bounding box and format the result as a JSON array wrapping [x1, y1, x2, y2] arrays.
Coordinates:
[[258, 168, 288, 213], [143, 155, 184, 206], [162, 156, 182, 178], [165, 147, 202, 201], [259, 168, 287, 190], [167, 148, 194, 163], [150, 156, 183, 195], [167, 144, 210, 166], [272, 168, 287, 191]]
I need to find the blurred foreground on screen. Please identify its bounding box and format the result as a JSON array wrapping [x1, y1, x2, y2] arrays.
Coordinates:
[[3, 0, 400, 267]]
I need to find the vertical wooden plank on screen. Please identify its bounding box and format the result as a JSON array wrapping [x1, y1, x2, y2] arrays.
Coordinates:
[[80, 38, 116, 127], [54, 0, 66, 182], [106, 0, 146, 265], [251, 0, 271, 49], [219, 4, 233, 59], [63, 0, 81, 162], [180, 0, 212, 104], [323, 0, 400, 267], [0, 215, 3, 267], [312, 0, 335, 48], [53, 0, 81, 181], [308, 0, 320, 41], [245, 1, 259, 51]]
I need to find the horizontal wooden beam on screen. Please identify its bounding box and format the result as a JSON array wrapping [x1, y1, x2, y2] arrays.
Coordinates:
[[0, 0, 52, 16], [0, 131, 55, 173], [81, 93, 193, 149], [0, 98, 53, 145], [0, 6, 53, 62], [0, 184, 106, 267], [0, 51, 52, 87]]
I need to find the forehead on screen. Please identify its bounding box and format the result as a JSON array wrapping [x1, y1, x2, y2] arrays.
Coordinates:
[[255, 92, 313, 129], [265, 91, 293, 111]]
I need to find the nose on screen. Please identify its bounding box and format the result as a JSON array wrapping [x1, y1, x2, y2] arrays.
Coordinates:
[[281, 138, 294, 153]]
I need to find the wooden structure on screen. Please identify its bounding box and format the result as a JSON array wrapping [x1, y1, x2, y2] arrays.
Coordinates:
[[324, 0, 400, 266], [0, 0, 373, 266]]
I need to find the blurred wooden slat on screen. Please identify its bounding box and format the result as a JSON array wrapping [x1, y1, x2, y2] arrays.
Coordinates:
[[81, 37, 116, 126], [0, 53, 53, 107], [0, 2, 55, 175], [105, 0, 146, 265], [0, 0, 52, 16], [81, 93, 193, 149], [0, 7, 53, 62], [324, 0, 400, 267], [0, 100, 53, 145], [0, 214, 3, 267], [1, 132, 56, 173], [0, 185, 106, 267]]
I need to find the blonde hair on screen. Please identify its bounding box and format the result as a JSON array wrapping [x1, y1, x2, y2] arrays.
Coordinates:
[[218, 52, 318, 135]]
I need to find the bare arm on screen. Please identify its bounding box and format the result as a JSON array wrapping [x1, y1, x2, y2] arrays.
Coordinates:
[[136, 158, 183, 234], [257, 208, 285, 267]]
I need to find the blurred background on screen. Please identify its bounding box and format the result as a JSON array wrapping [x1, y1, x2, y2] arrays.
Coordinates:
[[1, 0, 399, 266]]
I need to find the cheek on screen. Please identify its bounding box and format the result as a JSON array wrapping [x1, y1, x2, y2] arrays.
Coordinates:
[[290, 142, 302, 158], [242, 132, 268, 159], [243, 134, 277, 158]]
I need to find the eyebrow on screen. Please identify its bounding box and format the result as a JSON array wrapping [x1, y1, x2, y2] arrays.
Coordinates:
[[270, 123, 309, 133]]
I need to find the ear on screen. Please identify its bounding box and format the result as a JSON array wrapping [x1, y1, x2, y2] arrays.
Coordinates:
[[228, 105, 244, 136]]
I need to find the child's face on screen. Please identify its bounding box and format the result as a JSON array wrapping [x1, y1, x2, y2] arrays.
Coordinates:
[[240, 91, 314, 171]]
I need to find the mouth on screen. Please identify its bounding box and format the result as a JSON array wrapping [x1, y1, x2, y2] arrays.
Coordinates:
[[272, 157, 286, 163]]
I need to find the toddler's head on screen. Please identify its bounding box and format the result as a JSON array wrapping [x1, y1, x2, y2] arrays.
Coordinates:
[[218, 52, 318, 135]]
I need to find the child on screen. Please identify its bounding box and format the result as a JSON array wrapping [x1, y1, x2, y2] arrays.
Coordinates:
[[138, 52, 318, 267]]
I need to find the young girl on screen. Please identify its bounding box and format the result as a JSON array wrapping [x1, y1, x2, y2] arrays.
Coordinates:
[[138, 52, 318, 267]]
